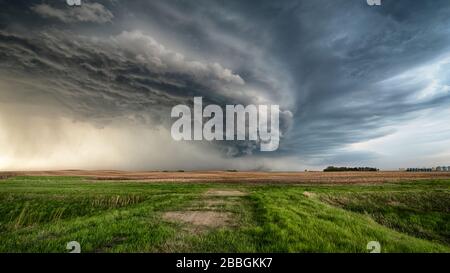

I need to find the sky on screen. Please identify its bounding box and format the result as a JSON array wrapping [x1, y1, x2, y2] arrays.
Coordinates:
[[0, 0, 450, 171]]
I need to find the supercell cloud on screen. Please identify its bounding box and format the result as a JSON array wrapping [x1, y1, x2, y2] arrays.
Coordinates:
[[0, 0, 449, 170]]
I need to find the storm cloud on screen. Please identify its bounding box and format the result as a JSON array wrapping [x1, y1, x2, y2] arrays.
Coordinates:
[[0, 0, 449, 170], [31, 3, 114, 23]]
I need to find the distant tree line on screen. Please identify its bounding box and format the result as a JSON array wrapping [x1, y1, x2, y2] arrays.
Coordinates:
[[323, 166, 379, 172]]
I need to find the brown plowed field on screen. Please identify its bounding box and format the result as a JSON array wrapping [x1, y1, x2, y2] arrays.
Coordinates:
[[2, 170, 450, 184]]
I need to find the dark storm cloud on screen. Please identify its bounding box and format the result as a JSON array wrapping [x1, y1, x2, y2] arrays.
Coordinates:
[[31, 3, 113, 23], [1, 0, 450, 166], [106, 0, 450, 159], [0, 28, 247, 123], [246, 0, 450, 159]]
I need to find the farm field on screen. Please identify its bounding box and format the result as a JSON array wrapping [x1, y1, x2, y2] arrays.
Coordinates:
[[0, 173, 449, 253], [4, 170, 450, 183]]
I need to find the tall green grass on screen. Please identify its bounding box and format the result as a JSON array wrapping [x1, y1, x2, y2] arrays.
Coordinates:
[[0, 176, 448, 253]]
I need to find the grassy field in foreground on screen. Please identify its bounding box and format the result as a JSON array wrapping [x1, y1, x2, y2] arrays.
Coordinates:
[[0, 176, 449, 253]]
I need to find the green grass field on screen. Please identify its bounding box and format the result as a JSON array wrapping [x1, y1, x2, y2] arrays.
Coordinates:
[[0, 176, 449, 253]]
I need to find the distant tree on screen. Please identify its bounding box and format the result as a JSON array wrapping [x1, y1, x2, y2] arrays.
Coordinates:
[[324, 166, 379, 172]]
